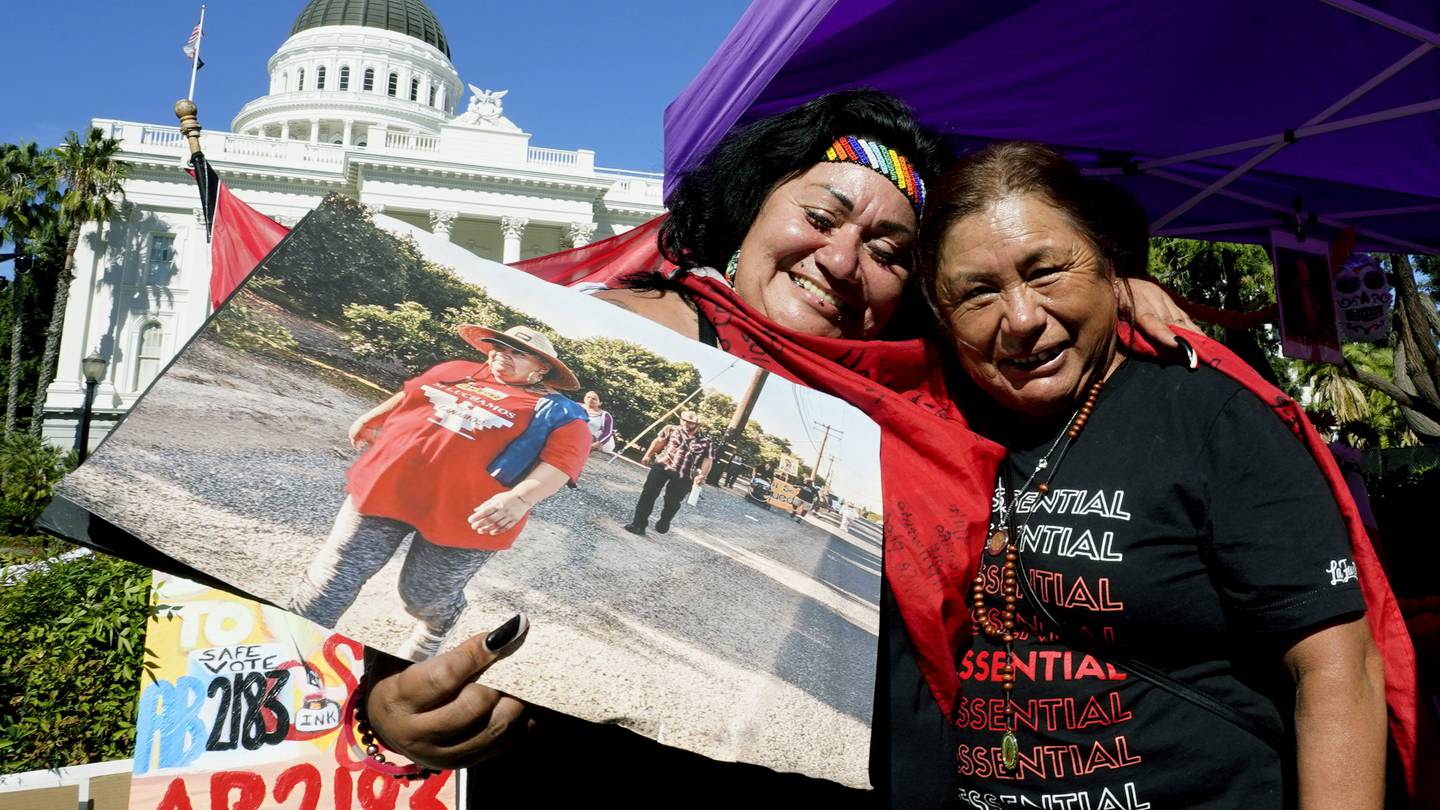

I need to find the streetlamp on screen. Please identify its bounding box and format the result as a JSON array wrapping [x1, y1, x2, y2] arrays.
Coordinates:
[[77, 352, 108, 463]]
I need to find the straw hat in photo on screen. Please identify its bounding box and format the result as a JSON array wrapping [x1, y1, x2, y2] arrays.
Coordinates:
[[457, 324, 581, 391]]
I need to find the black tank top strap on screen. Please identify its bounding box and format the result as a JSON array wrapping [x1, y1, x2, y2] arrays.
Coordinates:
[[695, 305, 720, 348]]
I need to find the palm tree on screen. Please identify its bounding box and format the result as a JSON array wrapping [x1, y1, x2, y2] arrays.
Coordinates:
[[1295, 341, 1420, 448], [0, 142, 59, 436], [28, 128, 128, 436]]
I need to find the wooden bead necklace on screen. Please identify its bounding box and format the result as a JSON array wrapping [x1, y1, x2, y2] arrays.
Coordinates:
[[970, 376, 1104, 771]]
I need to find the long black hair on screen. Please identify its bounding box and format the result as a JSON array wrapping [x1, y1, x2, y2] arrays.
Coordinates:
[[659, 89, 951, 273]]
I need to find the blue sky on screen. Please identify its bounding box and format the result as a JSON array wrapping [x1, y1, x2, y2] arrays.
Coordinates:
[[0, 0, 751, 172]]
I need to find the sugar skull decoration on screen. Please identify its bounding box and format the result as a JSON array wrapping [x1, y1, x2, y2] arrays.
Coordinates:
[[1332, 253, 1391, 342]]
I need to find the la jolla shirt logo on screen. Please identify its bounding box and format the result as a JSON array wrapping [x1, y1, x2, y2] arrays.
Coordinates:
[[1327, 558, 1358, 586]]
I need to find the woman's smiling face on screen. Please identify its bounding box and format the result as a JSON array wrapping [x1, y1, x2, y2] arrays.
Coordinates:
[[732, 162, 916, 339], [933, 194, 1121, 423]]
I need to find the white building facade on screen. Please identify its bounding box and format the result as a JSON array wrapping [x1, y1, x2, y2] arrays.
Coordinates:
[[42, 0, 664, 449]]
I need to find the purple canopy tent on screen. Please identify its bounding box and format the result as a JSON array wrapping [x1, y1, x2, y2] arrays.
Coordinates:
[[664, 0, 1440, 255]]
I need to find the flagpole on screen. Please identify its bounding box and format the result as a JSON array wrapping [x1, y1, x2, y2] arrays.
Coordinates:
[[187, 5, 206, 101]]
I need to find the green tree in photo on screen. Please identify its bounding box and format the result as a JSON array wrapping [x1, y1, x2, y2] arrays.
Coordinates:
[[555, 335, 702, 447]]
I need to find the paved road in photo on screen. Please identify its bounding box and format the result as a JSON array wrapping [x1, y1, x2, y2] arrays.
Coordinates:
[[61, 331, 885, 785]]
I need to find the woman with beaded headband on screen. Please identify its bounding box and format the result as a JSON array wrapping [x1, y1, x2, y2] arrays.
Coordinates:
[[354, 91, 1211, 804], [593, 90, 1192, 348]]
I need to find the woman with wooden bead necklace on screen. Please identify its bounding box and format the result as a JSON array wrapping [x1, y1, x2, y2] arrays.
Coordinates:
[[907, 141, 1387, 808]]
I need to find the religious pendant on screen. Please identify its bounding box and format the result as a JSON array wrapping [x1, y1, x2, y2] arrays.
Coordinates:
[[987, 529, 1008, 556], [1000, 730, 1019, 770]]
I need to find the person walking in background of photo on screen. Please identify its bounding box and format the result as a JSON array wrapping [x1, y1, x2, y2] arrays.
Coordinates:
[[287, 324, 592, 659], [582, 390, 616, 453], [623, 410, 714, 536], [719, 454, 744, 488], [793, 480, 819, 521], [838, 501, 858, 535]]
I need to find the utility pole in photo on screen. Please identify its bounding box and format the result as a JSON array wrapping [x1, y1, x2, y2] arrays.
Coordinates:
[[808, 421, 842, 483], [709, 368, 768, 484]]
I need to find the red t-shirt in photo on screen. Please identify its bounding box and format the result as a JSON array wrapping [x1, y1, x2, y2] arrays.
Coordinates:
[[346, 360, 590, 550]]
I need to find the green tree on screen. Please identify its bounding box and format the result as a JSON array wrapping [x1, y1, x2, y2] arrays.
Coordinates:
[[0, 142, 59, 436], [1149, 237, 1288, 382], [0, 432, 72, 535], [695, 389, 737, 445], [343, 300, 456, 375], [256, 196, 476, 322], [1149, 237, 1440, 445], [341, 289, 542, 389], [30, 128, 130, 435], [0, 551, 152, 772], [1378, 254, 1440, 439], [1294, 342, 1418, 449], [554, 335, 702, 447]]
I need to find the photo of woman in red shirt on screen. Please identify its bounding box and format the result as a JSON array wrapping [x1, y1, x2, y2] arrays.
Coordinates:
[[287, 324, 591, 659]]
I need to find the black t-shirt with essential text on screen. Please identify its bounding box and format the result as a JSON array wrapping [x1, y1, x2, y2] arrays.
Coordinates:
[[879, 358, 1366, 810]]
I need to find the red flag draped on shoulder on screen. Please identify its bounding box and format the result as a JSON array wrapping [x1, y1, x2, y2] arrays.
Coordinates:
[[188, 153, 289, 309]]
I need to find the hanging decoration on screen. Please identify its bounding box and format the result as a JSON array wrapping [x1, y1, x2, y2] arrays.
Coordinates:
[[1333, 252, 1392, 342], [1271, 229, 1344, 364]]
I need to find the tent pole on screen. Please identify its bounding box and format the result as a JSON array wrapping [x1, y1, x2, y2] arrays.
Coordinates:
[[1297, 98, 1440, 138], [1156, 205, 1440, 237], [1317, 0, 1440, 47], [1149, 143, 1287, 231], [1149, 168, 1438, 254], [1326, 204, 1440, 220], [1142, 9, 1439, 233], [1137, 42, 1432, 173], [1149, 97, 1440, 231], [1302, 42, 1434, 120], [1154, 219, 1286, 238]]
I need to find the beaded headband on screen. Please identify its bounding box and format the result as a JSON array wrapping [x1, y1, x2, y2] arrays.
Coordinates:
[[822, 136, 927, 215]]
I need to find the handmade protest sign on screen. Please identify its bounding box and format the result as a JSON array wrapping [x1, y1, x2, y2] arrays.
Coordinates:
[[128, 572, 457, 810]]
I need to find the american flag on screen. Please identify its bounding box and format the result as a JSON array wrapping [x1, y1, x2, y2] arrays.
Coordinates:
[[182, 22, 201, 60]]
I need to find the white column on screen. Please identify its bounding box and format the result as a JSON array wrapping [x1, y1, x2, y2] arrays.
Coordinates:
[[281, 120, 291, 140], [429, 210, 457, 241], [343, 120, 354, 146], [309, 118, 320, 144], [564, 222, 597, 249], [500, 217, 527, 263]]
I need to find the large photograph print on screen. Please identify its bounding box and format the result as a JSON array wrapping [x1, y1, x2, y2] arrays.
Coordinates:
[[51, 196, 884, 784]]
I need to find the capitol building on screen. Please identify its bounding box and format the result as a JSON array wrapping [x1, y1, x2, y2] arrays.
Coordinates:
[[42, 0, 666, 447]]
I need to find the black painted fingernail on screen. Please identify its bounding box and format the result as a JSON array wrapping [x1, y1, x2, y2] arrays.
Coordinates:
[[485, 614, 525, 653]]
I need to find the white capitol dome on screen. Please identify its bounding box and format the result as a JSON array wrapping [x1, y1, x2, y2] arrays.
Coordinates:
[[43, 0, 665, 451], [232, 0, 468, 146]]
